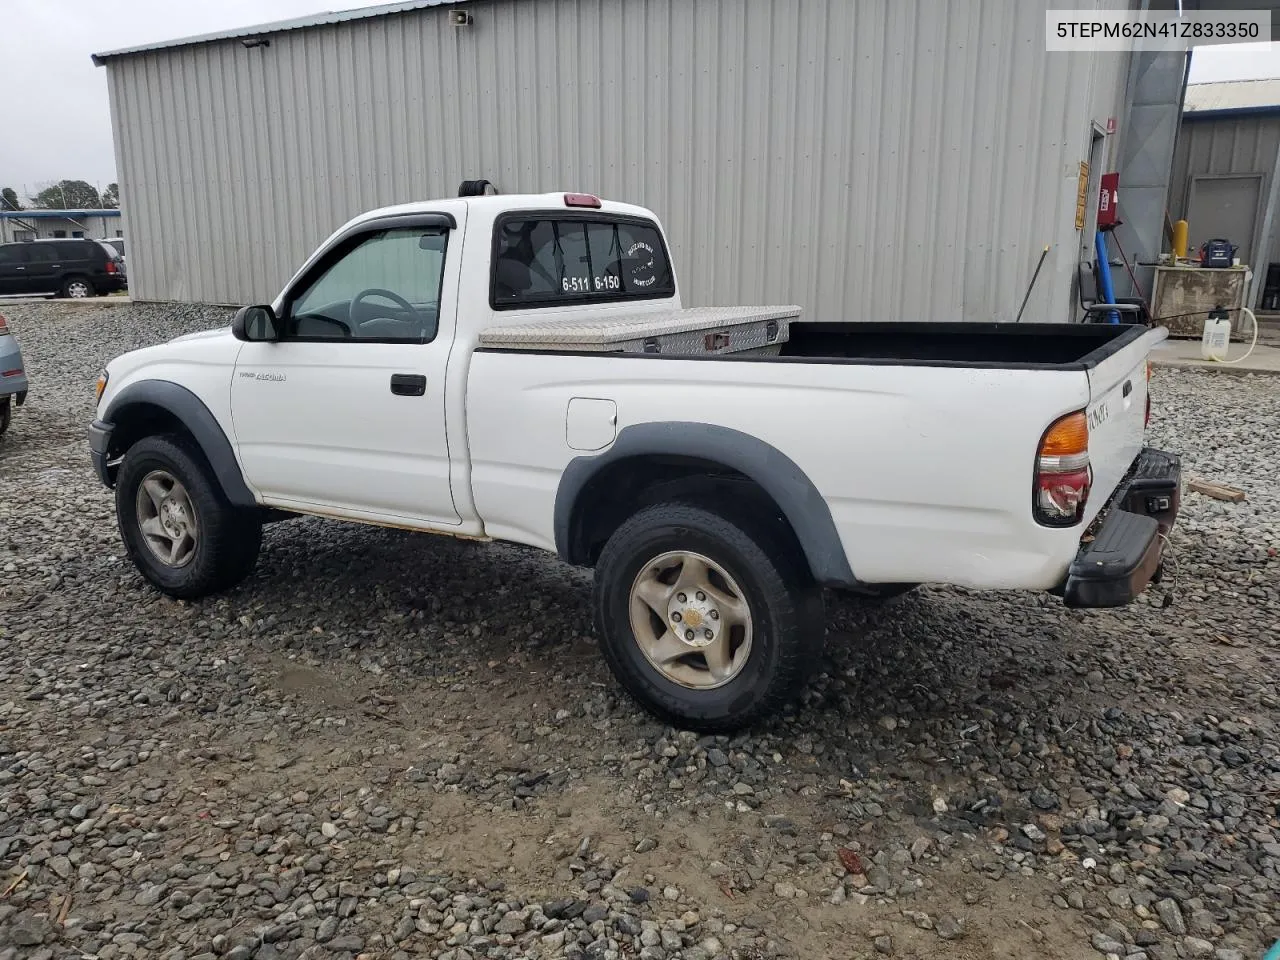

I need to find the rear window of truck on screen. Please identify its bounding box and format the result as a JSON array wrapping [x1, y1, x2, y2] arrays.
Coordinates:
[[491, 214, 675, 309]]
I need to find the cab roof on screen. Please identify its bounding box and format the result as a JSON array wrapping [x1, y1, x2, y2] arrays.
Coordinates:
[[346, 193, 659, 231]]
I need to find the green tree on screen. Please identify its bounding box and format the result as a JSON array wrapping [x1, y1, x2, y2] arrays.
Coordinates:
[[32, 179, 101, 210], [0, 187, 20, 211], [102, 183, 119, 208]]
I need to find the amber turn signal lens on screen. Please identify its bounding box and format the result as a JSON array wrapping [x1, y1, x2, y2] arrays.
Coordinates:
[[1039, 411, 1088, 457], [95, 372, 109, 402]]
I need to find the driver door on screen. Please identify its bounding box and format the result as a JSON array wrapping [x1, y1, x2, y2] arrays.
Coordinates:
[[230, 215, 461, 524]]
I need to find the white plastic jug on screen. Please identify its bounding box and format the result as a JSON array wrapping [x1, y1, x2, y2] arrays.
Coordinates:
[[1201, 315, 1231, 360]]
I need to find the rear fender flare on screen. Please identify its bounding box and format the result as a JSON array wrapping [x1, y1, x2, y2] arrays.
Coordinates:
[[553, 421, 856, 586]]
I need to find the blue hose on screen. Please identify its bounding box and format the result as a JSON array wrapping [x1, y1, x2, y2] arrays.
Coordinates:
[[1095, 231, 1120, 324], [1264, 940, 1280, 960]]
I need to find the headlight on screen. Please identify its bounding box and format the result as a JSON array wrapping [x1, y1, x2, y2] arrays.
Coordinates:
[[95, 370, 109, 403]]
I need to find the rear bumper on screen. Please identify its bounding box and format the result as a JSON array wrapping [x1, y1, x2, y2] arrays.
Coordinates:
[[1062, 447, 1181, 608], [89, 418, 114, 486]]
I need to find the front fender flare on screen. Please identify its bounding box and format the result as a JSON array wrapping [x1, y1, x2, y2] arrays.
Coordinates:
[[96, 379, 256, 507], [553, 421, 856, 586]]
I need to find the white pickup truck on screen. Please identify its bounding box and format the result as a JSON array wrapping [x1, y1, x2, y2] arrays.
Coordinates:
[[90, 190, 1180, 730]]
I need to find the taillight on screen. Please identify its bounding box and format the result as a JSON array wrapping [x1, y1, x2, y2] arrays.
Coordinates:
[[564, 193, 602, 208], [106, 260, 118, 274], [1035, 411, 1090, 526]]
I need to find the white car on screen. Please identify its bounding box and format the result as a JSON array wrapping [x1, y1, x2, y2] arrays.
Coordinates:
[[89, 190, 1180, 730]]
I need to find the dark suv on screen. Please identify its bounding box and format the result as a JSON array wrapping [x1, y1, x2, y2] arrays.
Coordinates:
[[0, 239, 128, 298]]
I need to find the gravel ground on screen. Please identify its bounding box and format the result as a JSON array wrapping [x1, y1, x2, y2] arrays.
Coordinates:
[[0, 301, 1276, 960]]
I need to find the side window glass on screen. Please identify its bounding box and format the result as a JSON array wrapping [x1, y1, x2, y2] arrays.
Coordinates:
[[0, 246, 22, 265], [26, 245, 60, 263], [287, 227, 448, 343]]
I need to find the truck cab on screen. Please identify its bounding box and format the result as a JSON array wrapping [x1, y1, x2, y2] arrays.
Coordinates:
[[225, 194, 675, 532]]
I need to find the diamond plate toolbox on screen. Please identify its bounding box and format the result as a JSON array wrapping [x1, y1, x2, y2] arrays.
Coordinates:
[[478, 305, 800, 356]]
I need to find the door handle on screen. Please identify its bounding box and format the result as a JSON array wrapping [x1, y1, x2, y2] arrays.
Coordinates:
[[14, 266, 24, 271], [390, 373, 426, 396], [1122, 380, 1133, 397]]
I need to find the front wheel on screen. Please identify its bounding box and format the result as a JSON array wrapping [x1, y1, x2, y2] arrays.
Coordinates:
[[115, 434, 262, 599], [593, 503, 824, 731]]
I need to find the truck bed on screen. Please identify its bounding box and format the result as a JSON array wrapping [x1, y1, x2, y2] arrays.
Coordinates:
[[778, 322, 1148, 369], [480, 313, 1147, 370]]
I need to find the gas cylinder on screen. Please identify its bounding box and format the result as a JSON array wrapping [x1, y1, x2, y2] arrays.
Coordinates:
[[1201, 310, 1231, 361]]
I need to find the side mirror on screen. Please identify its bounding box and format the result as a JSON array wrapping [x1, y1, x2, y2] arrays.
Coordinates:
[[232, 304, 279, 342]]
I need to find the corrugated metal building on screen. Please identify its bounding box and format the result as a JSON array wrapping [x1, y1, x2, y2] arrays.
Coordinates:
[[0, 209, 123, 244], [1170, 79, 1280, 308], [94, 0, 1132, 321]]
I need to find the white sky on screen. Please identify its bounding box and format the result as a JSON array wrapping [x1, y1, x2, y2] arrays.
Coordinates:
[[0, 3, 1277, 200], [0, 0, 390, 196], [1189, 42, 1280, 83]]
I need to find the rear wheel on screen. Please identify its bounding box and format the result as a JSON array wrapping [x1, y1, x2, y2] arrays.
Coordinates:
[[116, 434, 262, 598], [0, 398, 10, 437], [594, 503, 824, 731], [61, 276, 93, 299]]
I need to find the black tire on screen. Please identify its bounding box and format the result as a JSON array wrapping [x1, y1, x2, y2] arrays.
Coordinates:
[[593, 502, 824, 732], [0, 398, 10, 437], [59, 275, 94, 299], [115, 434, 262, 599]]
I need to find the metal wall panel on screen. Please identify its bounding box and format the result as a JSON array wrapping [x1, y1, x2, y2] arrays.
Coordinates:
[[1170, 113, 1280, 270], [1112, 51, 1188, 301], [103, 0, 1129, 320]]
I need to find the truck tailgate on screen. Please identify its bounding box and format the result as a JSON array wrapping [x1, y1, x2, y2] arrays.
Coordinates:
[[1084, 326, 1167, 520]]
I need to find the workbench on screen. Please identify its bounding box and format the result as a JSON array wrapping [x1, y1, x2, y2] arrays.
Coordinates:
[[1150, 264, 1253, 337]]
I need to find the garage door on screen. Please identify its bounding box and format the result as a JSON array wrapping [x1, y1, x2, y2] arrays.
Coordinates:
[[1187, 174, 1262, 265]]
